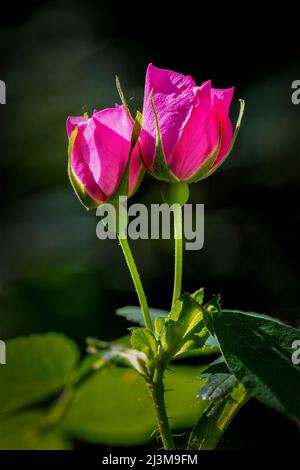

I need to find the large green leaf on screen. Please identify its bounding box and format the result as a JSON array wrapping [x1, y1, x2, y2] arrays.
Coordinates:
[[204, 308, 300, 419], [0, 333, 80, 414], [62, 365, 208, 446]]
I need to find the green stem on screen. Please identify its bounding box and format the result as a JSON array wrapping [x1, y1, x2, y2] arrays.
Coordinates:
[[149, 368, 175, 450], [45, 383, 75, 428], [118, 236, 152, 330], [171, 205, 183, 310]]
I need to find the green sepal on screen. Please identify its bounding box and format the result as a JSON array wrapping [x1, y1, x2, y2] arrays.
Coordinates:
[[149, 94, 179, 183], [202, 295, 222, 335], [67, 128, 101, 210], [115, 75, 134, 123]]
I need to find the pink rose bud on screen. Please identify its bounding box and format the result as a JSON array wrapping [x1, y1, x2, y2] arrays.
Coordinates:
[[66, 105, 143, 208], [140, 64, 245, 183]]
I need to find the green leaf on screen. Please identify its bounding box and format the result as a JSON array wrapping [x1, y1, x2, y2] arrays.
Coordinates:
[[192, 287, 205, 305], [130, 327, 158, 377], [174, 335, 220, 359], [188, 383, 249, 450], [154, 317, 166, 338], [204, 309, 300, 419], [197, 357, 238, 400], [116, 305, 169, 326], [0, 333, 80, 415], [62, 365, 208, 446]]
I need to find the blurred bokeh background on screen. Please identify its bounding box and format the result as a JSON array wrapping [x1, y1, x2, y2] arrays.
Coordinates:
[[0, 0, 299, 449]]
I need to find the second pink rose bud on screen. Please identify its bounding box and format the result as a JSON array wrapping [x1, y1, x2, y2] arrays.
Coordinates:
[[140, 64, 244, 183]]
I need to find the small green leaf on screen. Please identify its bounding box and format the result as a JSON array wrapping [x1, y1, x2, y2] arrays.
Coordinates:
[[0, 334, 80, 415], [130, 328, 158, 378], [192, 287, 205, 305], [131, 328, 158, 359], [174, 335, 220, 359], [160, 294, 206, 360], [116, 305, 169, 326], [154, 317, 166, 338], [204, 309, 300, 419]]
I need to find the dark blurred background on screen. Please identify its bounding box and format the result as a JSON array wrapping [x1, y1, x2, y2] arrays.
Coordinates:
[[0, 0, 299, 449]]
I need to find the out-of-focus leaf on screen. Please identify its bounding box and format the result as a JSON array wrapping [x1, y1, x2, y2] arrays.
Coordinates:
[[116, 306, 169, 325], [0, 410, 72, 450], [62, 365, 208, 446], [0, 333, 80, 414]]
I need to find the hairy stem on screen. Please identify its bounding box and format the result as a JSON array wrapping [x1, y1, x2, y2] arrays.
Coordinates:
[[149, 368, 175, 450]]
